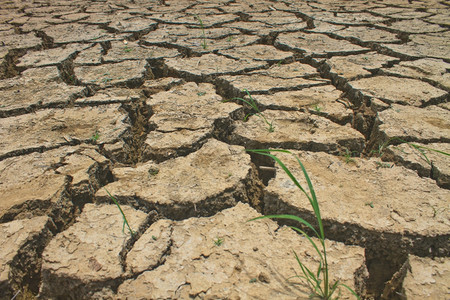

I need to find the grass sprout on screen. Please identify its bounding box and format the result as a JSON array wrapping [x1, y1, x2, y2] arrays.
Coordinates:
[[194, 15, 207, 50], [247, 149, 360, 300], [104, 188, 136, 237], [226, 89, 274, 132], [374, 137, 449, 166]]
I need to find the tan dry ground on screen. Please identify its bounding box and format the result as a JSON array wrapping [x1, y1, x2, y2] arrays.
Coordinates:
[[0, 0, 449, 299]]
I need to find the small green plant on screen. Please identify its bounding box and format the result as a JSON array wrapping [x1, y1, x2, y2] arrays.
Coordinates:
[[277, 60, 283, 67], [365, 201, 374, 208], [227, 36, 233, 42], [90, 131, 100, 142], [373, 137, 449, 165], [249, 278, 257, 283], [152, 235, 158, 241], [225, 89, 274, 132], [104, 188, 136, 237], [247, 149, 360, 300], [197, 91, 206, 96], [312, 104, 322, 112], [213, 237, 224, 246], [123, 46, 134, 53], [341, 148, 356, 164], [194, 14, 207, 50]]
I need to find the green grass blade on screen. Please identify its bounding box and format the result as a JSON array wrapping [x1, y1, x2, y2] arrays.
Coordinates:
[[336, 283, 361, 300], [104, 188, 135, 236], [249, 214, 321, 240], [289, 226, 324, 261]]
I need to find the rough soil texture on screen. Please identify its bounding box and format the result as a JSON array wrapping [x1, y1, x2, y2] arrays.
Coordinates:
[[0, 0, 448, 299]]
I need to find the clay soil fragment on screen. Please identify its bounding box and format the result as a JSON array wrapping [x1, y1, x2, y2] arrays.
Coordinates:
[[276, 32, 370, 57], [0, 216, 53, 298], [102, 41, 179, 63], [16, 44, 88, 68], [371, 104, 450, 145], [0, 145, 110, 222], [323, 52, 399, 82], [96, 139, 260, 219], [118, 203, 366, 299], [402, 255, 449, 299], [382, 142, 450, 189], [75, 60, 149, 88], [347, 76, 448, 106], [143, 82, 241, 161], [164, 53, 266, 81], [39, 204, 148, 299], [219, 44, 294, 63], [230, 110, 365, 154], [264, 151, 449, 255], [380, 58, 450, 91], [0, 105, 130, 159], [253, 85, 353, 125]]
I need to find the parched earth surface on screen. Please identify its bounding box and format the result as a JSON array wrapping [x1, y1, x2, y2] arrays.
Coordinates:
[[0, 0, 449, 299]]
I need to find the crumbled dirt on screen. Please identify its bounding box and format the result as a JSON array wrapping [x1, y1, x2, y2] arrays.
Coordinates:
[[0, 0, 448, 299]]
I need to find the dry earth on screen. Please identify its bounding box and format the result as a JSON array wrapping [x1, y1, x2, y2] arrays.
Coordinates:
[[0, 0, 449, 299]]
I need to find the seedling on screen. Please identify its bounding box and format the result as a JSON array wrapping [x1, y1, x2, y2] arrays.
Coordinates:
[[249, 278, 257, 283], [312, 104, 322, 112], [194, 14, 207, 50], [213, 237, 224, 246], [341, 148, 356, 164], [247, 149, 360, 300], [90, 131, 100, 142], [225, 89, 274, 132], [374, 137, 449, 166], [375, 161, 394, 169], [277, 60, 283, 67], [365, 202, 374, 208], [123, 46, 134, 53], [227, 36, 233, 42], [197, 91, 206, 96], [104, 188, 136, 237], [152, 235, 158, 241]]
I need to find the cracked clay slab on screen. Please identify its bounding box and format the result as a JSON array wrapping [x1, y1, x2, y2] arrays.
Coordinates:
[[382, 142, 450, 189], [276, 32, 370, 58], [39, 204, 148, 298], [264, 151, 449, 254], [118, 202, 367, 299], [0, 105, 130, 160], [230, 110, 365, 154], [143, 82, 241, 161], [402, 255, 449, 299], [0, 216, 53, 297], [96, 139, 260, 219], [0, 146, 110, 222], [347, 76, 448, 106], [75, 60, 149, 88], [164, 53, 266, 81], [370, 104, 450, 145]]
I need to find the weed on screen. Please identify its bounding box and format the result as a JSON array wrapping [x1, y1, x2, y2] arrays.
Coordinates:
[[152, 235, 158, 241], [104, 188, 136, 237], [197, 91, 206, 96], [341, 148, 356, 164], [90, 131, 100, 142], [375, 161, 394, 169], [123, 46, 134, 53], [277, 60, 283, 67], [225, 89, 274, 132], [194, 15, 207, 50], [312, 104, 322, 113], [249, 278, 257, 283], [365, 202, 374, 208], [227, 36, 233, 42], [375, 138, 449, 165], [214, 237, 224, 246], [247, 149, 360, 300]]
